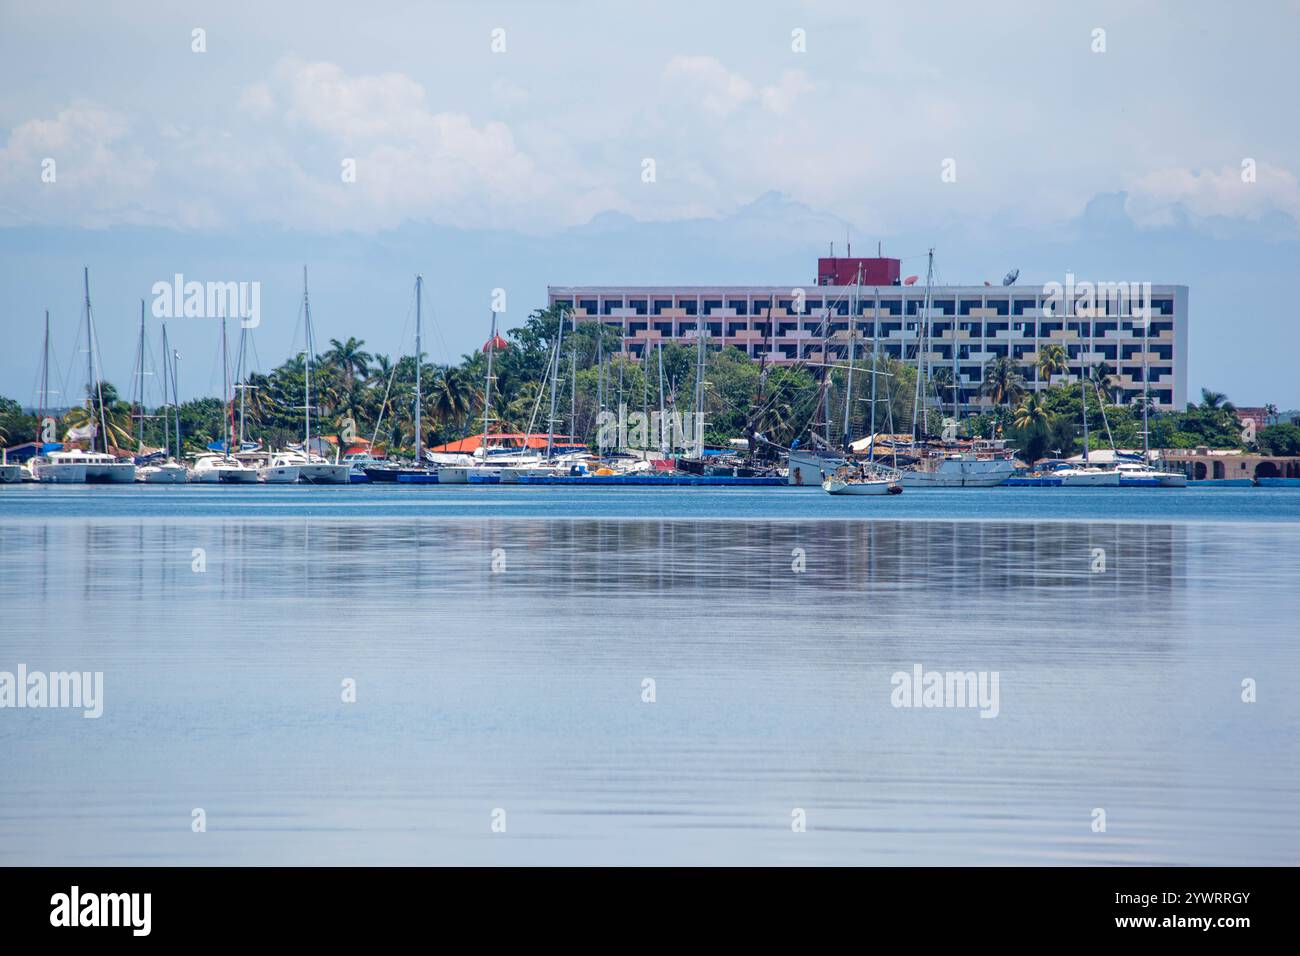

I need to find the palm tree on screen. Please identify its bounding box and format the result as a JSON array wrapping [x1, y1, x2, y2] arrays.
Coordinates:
[[1013, 392, 1050, 432], [981, 356, 1025, 407], [431, 365, 475, 431], [63, 381, 134, 450], [1200, 388, 1235, 413], [367, 354, 394, 390], [1037, 344, 1068, 385], [324, 337, 373, 391]]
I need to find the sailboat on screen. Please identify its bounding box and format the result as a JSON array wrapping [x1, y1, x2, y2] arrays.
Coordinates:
[[192, 312, 258, 483], [892, 251, 1014, 488], [1115, 334, 1186, 487], [32, 270, 135, 483], [130, 300, 187, 483], [819, 266, 902, 496], [272, 267, 349, 485], [363, 274, 439, 483], [438, 313, 546, 483]]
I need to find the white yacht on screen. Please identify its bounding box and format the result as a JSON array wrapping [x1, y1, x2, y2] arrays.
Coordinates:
[[1050, 463, 1121, 487], [191, 453, 258, 483], [1116, 460, 1187, 488], [136, 460, 188, 483], [259, 452, 303, 484], [32, 449, 134, 483], [297, 453, 350, 484]]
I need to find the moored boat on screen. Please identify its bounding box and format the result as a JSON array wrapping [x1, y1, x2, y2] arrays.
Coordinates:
[[191, 453, 258, 483], [136, 461, 188, 483], [822, 461, 903, 495]]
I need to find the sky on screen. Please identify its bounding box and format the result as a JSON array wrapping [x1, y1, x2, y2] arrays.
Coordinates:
[[1, 0, 1298, 406]]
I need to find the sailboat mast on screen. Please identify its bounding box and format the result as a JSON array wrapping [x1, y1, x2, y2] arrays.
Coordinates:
[[136, 301, 146, 449], [570, 312, 578, 453], [482, 310, 497, 457], [40, 310, 50, 428], [596, 327, 604, 455], [1082, 367, 1089, 463], [235, 325, 248, 446], [693, 313, 706, 458], [83, 267, 96, 452], [952, 279, 961, 425], [414, 274, 423, 464], [546, 309, 564, 460], [656, 339, 667, 456], [911, 250, 934, 441], [302, 267, 312, 460], [160, 320, 171, 457], [868, 289, 880, 466], [221, 313, 232, 454], [842, 265, 860, 444], [171, 338, 182, 460], [1142, 323, 1151, 461]]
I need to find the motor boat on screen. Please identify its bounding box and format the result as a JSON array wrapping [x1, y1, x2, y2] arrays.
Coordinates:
[[191, 453, 259, 484]]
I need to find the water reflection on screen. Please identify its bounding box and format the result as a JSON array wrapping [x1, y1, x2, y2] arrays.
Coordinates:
[[0, 517, 1296, 866]]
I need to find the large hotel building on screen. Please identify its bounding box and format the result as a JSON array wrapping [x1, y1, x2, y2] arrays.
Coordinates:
[[548, 253, 1188, 414]]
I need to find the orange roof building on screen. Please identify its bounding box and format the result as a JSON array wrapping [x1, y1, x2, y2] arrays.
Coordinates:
[[429, 432, 583, 454]]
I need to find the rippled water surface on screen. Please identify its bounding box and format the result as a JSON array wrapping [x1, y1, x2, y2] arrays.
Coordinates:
[[1, 486, 1298, 864]]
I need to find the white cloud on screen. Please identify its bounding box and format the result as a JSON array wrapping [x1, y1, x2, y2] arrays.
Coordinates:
[[1125, 163, 1300, 227], [662, 55, 755, 116], [0, 103, 159, 227], [759, 70, 814, 115], [238, 82, 276, 120]]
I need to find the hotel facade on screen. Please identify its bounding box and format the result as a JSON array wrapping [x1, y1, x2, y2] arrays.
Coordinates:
[[548, 255, 1188, 414]]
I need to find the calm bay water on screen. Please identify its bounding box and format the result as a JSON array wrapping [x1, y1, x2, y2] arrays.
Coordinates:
[[2, 485, 1298, 864]]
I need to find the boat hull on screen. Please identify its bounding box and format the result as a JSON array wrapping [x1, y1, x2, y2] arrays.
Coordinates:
[[297, 464, 350, 485], [34, 463, 87, 483], [0, 464, 22, 483], [1056, 470, 1121, 487], [259, 466, 300, 484], [787, 450, 847, 486], [84, 463, 136, 483], [137, 466, 188, 484], [823, 477, 893, 495], [900, 459, 1014, 487]]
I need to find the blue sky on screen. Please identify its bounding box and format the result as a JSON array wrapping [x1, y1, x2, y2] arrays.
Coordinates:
[[2, 0, 1298, 406]]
